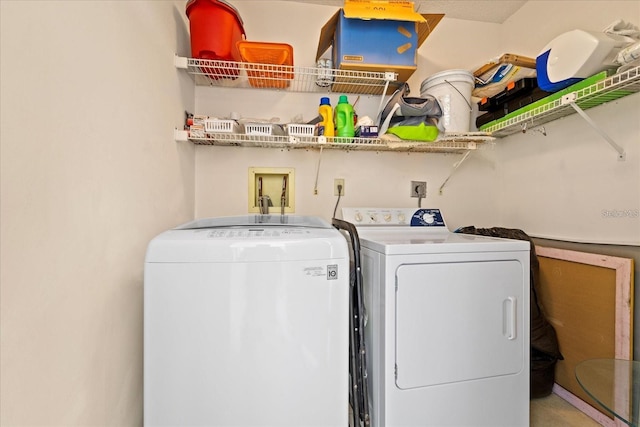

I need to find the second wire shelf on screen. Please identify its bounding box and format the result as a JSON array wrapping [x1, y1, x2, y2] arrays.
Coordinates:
[[175, 56, 401, 95]]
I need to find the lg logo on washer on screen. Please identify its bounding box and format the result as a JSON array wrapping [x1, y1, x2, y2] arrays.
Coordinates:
[[327, 265, 338, 280], [303, 265, 338, 280]]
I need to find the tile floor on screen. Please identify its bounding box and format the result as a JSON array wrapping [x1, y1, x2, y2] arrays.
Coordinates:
[[531, 393, 603, 426]]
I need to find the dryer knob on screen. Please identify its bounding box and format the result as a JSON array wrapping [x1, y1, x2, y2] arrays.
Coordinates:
[[423, 213, 435, 224]]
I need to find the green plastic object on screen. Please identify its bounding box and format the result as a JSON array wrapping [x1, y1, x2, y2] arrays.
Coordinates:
[[479, 70, 615, 131], [335, 95, 355, 138], [386, 123, 439, 141]]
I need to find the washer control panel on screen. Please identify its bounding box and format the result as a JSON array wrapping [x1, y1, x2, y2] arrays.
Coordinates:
[[342, 208, 447, 228]]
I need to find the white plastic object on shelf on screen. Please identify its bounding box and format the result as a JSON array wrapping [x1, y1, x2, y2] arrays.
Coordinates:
[[245, 123, 273, 136], [617, 41, 640, 65], [205, 119, 238, 133], [286, 124, 315, 137]]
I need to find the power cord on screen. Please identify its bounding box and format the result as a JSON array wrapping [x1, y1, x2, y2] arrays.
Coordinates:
[[414, 184, 423, 208], [332, 184, 343, 218]]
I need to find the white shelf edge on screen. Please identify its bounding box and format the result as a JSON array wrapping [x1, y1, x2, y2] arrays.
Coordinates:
[[179, 132, 495, 153], [175, 55, 402, 95]]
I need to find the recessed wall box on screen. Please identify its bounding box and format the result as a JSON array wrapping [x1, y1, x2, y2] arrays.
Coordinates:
[[248, 167, 295, 214]]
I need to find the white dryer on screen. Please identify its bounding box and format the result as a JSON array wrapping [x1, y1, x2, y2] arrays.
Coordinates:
[[342, 208, 531, 427], [144, 215, 349, 426]]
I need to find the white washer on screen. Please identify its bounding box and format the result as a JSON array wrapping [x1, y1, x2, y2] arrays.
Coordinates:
[[144, 215, 349, 426], [343, 208, 531, 427]]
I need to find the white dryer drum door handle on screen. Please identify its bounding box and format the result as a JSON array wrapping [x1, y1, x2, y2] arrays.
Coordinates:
[[503, 296, 517, 340]]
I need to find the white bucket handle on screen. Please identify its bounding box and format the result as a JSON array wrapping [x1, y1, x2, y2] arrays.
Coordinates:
[[443, 79, 473, 112]]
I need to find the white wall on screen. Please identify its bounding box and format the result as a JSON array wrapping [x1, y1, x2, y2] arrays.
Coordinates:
[[497, 1, 640, 245], [497, 93, 639, 245], [0, 1, 194, 425], [193, 1, 504, 230], [501, 0, 640, 57], [192, 1, 639, 238]]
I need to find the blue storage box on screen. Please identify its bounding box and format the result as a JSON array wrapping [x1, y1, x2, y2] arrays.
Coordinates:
[[316, 1, 443, 84]]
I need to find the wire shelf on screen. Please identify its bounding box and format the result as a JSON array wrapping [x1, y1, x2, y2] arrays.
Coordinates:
[[483, 65, 640, 137], [188, 132, 494, 153], [178, 56, 402, 95], [178, 55, 639, 146], [176, 56, 492, 152]]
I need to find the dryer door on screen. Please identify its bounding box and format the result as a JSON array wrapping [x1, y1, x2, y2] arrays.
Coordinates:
[[395, 260, 525, 389]]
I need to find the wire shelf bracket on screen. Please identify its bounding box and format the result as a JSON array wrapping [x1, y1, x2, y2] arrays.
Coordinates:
[[438, 150, 473, 195], [561, 93, 626, 161], [174, 128, 189, 142], [174, 55, 189, 70]]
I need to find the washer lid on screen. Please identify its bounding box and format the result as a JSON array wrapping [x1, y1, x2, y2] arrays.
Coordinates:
[[145, 215, 348, 263], [176, 215, 331, 230]]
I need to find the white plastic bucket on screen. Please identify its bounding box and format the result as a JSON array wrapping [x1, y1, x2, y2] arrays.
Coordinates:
[[420, 69, 474, 133]]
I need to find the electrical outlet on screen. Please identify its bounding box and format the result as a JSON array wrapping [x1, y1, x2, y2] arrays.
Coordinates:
[[411, 181, 426, 198], [334, 178, 345, 196]]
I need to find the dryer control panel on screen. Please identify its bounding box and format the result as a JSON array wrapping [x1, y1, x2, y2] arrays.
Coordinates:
[[341, 208, 447, 228]]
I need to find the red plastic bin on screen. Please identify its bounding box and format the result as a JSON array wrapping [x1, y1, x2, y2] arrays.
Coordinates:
[[186, 0, 245, 78]]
